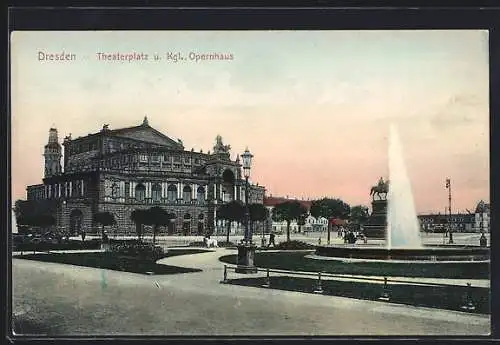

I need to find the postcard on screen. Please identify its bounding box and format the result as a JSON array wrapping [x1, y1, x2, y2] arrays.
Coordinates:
[[10, 30, 490, 336]]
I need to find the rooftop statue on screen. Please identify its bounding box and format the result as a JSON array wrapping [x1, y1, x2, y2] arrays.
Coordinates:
[[213, 134, 231, 154]]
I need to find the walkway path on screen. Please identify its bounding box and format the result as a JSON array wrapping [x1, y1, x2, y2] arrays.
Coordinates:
[[12, 247, 490, 336]]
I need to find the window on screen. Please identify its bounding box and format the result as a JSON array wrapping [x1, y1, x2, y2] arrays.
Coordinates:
[[139, 155, 148, 162], [111, 183, 119, 198], [174, 156, 181, 162], [194, 158, 200, 164], [183, 185, 192, 202], [167, 184, 177, 201], [197, 186, 205, 202], [72, 181, 80, 196], [151, 155, 160, 162], [125, 182, 130, 197], [163, 154, 169, 161], [184, 157, 190, 164], [135, 184, 146, 202], [152, 183, 162, 202]]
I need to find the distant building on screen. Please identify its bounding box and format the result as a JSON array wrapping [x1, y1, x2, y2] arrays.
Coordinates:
[[23, 117, 265, 236], [418, 213, 474, 233], [474, 200, 490, 233], [417, 200, 490, 233], [263, 196, 315, 234]]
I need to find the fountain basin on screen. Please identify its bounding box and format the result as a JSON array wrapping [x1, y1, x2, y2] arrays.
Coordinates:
[[314, 245, 490, 262]]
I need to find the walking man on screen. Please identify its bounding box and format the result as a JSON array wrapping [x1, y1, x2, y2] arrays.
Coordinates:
[[268, 232, 276, 247]]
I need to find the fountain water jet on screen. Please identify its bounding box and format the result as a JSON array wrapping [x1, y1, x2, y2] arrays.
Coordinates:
[[387, 124, 422, 249], [312, 124, 489, 263]]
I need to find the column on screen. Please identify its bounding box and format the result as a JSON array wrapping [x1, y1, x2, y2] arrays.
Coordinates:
[[161, 182, 166, 198], [80, 179, 84, 196], [146, 182, 151, 198], [233, 185, 237, 201], [131, 182, 136, 198], [177, 182, 182, 199], [213, 208, 217, 232], [213, 184, 216, 200], [69, 181, 72, 197], [192, 183, 196, 200], [219, 184, 223, 201], [204, 185, 208, 200], [120, 181, 125, 201]]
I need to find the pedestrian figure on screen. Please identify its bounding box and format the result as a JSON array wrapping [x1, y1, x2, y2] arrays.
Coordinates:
[[268, 232, 276, 247], [480, 232, 487, 247]]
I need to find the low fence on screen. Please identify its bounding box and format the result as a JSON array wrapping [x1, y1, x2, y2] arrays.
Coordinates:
[[220, 264, 481, 313]]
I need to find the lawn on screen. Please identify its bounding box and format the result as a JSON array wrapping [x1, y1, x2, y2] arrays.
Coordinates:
[[13, 239, 102, 252], [14, 248, 211, 275], [226, 276, 490, 315], [219, 251, 490, 279]]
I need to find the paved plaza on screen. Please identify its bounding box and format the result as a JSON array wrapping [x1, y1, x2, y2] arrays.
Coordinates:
[[72, 231, 490, 249], [12, 232, 490, 336]]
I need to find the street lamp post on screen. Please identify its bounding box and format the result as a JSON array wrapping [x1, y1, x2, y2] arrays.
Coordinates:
[[244, 174, 250, 242], [446, 178, 454, 244], [236, 147, 258, 274]]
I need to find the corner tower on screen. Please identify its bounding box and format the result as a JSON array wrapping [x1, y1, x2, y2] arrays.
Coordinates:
[[43, 127, 62, 177]]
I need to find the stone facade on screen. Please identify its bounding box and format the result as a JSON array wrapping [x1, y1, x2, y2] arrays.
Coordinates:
[[25, 117, 266, 236]]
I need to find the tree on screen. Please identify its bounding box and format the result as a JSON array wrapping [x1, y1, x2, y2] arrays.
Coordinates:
[[17, 214, 56, 234], [272, 201, 308, 242], [148, 206, 174, 244], [13, 200, 24, 222], [14, 199, 58, 234], [349, 205, 370, 231], [93, 212, 116, 242], [217, 201, 245, 243], [249, 203, 270, 239], [297, 214, 307, 233], [310, 198, 351, 244]]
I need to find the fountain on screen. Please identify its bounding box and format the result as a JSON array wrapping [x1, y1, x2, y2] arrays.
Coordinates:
[[386, 123, 422, 249], [313, 124, 489, 263]]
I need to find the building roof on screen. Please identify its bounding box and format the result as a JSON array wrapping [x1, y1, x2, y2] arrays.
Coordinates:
[[67, 118, 183, 149], [263, 196, 312, 211], [330, 218, 346, 225]]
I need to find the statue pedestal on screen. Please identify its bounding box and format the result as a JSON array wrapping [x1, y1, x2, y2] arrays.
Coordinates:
[[236, 242, 258, 274], [364, 199, 387, 239]]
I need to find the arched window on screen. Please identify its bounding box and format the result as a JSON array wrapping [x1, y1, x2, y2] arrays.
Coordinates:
[[183, 185, 192, 202], [152, 183, 162, 202], [167, 184, 177, 202], [135, 184, 146, 202], [72, 181, 80, 196], [111, 183, 119, 198], [197, 186, 205, 202]]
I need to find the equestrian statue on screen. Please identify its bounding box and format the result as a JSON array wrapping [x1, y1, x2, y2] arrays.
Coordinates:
[[370, 177, 390, 201]]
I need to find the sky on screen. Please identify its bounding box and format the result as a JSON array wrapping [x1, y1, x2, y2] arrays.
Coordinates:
[[10, 30, 490, 215]]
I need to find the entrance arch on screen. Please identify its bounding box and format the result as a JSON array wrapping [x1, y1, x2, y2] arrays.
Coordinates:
[[197, 213, 205, 235], [182, 213, 191, 235], [69, 209, 83, 235], [167, 212, 176, 235]]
